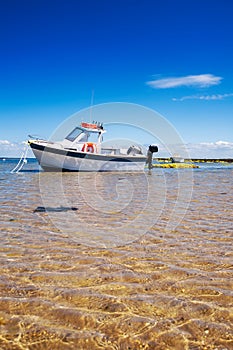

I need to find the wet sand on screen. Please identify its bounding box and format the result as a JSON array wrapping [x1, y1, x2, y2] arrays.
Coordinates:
[[0, 164, 232, 349]]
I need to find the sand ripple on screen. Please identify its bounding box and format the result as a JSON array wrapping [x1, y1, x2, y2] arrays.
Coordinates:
[[0, 165, 233, 349]]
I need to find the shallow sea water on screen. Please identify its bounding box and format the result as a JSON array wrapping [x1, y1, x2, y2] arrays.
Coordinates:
[[0, 160, 232, 349]]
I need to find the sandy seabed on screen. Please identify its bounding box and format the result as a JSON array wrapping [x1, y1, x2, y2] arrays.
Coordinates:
[[0, 164, 232, 349]]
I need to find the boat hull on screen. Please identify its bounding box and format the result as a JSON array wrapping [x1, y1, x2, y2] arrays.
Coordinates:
[[29, 142, 146, 172]]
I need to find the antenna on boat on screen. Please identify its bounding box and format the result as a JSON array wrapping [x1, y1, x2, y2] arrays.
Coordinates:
[[90, 89, 94, 123]]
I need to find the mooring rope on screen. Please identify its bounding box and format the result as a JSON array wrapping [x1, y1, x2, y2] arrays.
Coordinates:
[[10, 143, 29, 173]]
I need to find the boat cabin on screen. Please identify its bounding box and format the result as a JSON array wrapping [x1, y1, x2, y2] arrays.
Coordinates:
[[60, 122, 106, 153]]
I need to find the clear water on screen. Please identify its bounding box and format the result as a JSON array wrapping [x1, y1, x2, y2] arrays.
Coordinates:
[[0, 159, 232, 349]]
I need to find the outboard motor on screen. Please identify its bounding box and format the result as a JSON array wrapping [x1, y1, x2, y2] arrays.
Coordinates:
[[146, 144, 158, 169]]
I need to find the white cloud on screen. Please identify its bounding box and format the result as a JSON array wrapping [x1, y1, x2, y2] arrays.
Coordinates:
[[147, 74, 222, 89], [215, 140, 233, 146], [156, 140, 233, 159], [0, 140, 33, 157], [186, 141, 233, 158], [172, 93, 233, 101], [0, 140, 11, 145]]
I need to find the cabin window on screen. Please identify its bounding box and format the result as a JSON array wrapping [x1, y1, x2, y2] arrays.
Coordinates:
[[78, 133, 89, 142], [65, 126, 100, 143], [65, 127, 83, 142]]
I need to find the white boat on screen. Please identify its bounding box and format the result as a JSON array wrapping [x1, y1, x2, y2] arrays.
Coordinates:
[[171, 154, 185, 163], [28, 122, 156, 172]]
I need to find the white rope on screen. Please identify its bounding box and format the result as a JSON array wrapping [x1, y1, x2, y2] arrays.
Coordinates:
[[11, 143, 29, 173]]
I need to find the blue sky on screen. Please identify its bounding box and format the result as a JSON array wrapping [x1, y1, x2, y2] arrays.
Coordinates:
[[0, 0, 233, 157]]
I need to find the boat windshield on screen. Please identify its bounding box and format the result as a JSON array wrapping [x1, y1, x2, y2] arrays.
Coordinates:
[[65, 127, 88, 142]]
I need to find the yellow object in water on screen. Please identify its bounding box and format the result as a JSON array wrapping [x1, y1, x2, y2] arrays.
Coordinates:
[[152, 163, 199, 169]]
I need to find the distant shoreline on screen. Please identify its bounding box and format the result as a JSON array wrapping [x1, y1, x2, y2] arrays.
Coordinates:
[[156, 158, 233, 163], [0, 157, 38, 161]]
